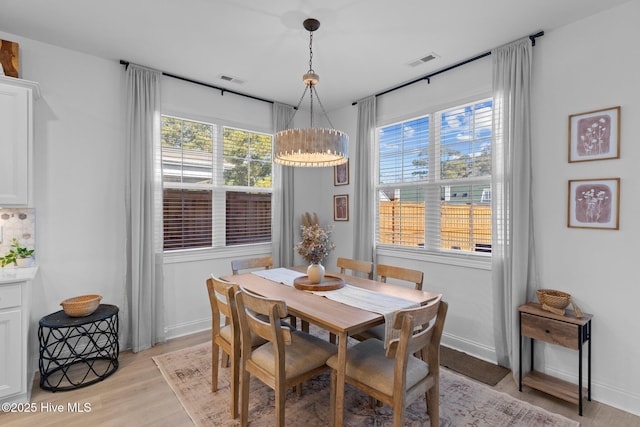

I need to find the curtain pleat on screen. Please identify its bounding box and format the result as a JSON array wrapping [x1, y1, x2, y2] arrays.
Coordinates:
[[491, 38, 538, 373], [272, 102, 296, 267], [124, 64, 165, 352], [353, 96, 376, 263]]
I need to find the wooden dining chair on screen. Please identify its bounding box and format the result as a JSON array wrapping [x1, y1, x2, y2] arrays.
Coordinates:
[[231, 255, 273, 275], [337, 257, 373, 279], [376, 263, 424, 290], [235, 287, 338, 427], [327, 296, 447, 427], [206, 276, 266, 419]]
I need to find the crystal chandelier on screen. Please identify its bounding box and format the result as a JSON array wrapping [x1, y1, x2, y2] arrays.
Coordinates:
[[274, 18, 349, 167]]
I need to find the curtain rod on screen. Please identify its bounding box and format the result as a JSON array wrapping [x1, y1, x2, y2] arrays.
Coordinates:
[[352, 31, 544, 106], [119, 60, 295, 108]]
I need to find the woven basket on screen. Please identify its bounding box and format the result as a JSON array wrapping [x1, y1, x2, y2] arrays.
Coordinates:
[[536, 289, 582, 317], [60, 294, 102, 317]]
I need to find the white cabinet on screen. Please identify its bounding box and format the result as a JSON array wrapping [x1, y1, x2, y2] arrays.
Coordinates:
[[0, 282, 26, 401], [0, 268, 35, 403], [0, 76, 40, 206]]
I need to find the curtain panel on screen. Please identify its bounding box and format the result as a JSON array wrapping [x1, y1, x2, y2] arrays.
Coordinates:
[[491, 38, 538, 373], [124, 64, 165, 352], [272, 102, 296, 267], [353, 96, 376, 263]]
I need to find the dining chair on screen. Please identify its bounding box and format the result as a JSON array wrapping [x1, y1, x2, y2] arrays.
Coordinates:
[[206, 276, 267, 418], [235, 287, 338, 427], [231, 255, 301, 330], [327, 296, 447, 427], [336, 257, 373, 279], [353, 264, 425, 342], [376, 263, 424, 291], [231, 255, 273, 275]]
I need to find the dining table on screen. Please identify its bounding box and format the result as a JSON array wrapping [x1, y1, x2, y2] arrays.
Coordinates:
[[222, 266, 441, 427]]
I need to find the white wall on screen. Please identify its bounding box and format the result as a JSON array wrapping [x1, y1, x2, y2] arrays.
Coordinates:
[[530, 1, 640, 413], [2, 0, 639, 415]]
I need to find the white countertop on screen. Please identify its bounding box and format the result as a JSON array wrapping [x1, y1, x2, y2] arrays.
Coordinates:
[[0, 266, 39, 284]]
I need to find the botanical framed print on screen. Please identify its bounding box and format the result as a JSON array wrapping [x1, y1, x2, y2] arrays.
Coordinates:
[[568, 178, 620, 230], [334, 160, 349, 186], [568, 106, 620, 162], [333, 194, 349, 221]]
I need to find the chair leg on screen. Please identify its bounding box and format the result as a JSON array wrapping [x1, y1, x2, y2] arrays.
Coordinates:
[[211, 343, 219, 392], [329, 332, 337, 344], [240, 370, 250, 427], [276, 380, 286, 427], [426, 383, 439, 427], [230, 351, 240, 418], [222, 351, 230, 368], [393, 405, 405, 427], [301, 320, 310, 332]]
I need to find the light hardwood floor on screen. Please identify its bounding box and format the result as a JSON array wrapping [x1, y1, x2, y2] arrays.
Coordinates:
[[1, 330, 638, 426]]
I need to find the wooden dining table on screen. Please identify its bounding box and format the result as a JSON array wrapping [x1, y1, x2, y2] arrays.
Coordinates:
[[222, 267, 441, 427]]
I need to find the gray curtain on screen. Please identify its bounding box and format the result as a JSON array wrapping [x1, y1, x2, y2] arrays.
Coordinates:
[[353, 96, 376, 263], [491, 38, 537, 373], [124, 64, 165, 353], [272, 102, 296, 267]]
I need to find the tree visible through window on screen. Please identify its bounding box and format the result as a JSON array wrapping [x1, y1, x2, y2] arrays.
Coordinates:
[[376, 99, 492, 254], [161, 116, 272, 251]]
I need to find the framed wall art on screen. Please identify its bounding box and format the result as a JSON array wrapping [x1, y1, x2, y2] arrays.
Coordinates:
[[568, 106, 620, 163], [333, 194, 349, 221], [568, 178, 620, 230], [334, 159, 349, 186]]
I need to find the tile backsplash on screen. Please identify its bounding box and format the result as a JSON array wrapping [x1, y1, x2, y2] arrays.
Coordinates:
[[0, 208, 36, 258]]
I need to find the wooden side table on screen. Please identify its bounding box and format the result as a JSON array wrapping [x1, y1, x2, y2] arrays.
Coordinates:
[[518, 302, 592, 415]]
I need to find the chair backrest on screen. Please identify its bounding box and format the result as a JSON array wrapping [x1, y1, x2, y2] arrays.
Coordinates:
[[231, 256, 273, 275], [376, 264, 424, 290], [206, 275, 240, 336], [235, 287, 293, 364], [337, 257, 373, 279], [386, 296, 447, 388]]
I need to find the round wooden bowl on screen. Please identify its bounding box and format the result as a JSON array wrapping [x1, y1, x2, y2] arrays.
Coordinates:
[[60, 294, 102, 317], [536, 289, 570, 309]]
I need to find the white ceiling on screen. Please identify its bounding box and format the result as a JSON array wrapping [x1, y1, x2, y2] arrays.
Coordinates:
[[0, 0, 630, 110]]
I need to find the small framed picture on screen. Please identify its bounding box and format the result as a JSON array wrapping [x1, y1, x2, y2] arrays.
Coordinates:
[[568, 178, 620, 230], [333, 194, 349, 221], [334, 160, 349, 186], [568, 106, 620, 163]]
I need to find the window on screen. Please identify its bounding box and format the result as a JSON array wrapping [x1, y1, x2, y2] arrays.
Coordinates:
[[376, 99, 492, 254], [161, 116, 272, 251]]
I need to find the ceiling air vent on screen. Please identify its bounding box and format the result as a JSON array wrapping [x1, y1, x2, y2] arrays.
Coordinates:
[[408, 52, 439, 67], [217, 74, 245, 84]]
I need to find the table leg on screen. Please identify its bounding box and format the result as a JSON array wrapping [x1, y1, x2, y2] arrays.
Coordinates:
[[332, 331, 348, 427]]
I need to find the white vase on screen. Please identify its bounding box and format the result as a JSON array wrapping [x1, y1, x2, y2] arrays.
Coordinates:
[[307, 263, 325, 284]]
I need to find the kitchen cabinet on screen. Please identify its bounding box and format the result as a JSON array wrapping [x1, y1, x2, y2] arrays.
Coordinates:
[[0, 268, 36, 403], [0, 76, 40, 207]]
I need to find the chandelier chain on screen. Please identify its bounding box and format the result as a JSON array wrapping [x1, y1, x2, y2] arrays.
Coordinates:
[[308, 30, 314, 73]]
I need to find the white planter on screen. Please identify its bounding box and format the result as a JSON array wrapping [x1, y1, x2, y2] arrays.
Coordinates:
[[16, 257, 34, 268]]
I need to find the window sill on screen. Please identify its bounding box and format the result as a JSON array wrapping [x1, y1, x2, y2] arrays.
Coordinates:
[[163, 243, 272, 264], [376, 245, 491, 270]]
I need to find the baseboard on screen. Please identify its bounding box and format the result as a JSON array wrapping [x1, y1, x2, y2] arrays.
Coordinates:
[[164, 318, 210, 340], [441, 332, 498, 365]]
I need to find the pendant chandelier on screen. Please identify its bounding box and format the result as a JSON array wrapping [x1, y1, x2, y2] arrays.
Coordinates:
[[274, 18, 349, 167]]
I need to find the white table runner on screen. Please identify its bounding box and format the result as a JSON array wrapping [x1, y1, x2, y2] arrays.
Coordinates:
[[252, 268, 418, 345]]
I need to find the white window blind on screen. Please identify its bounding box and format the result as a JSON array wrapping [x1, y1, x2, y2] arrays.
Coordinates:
[[376, 99, 493, 254], [161, 116, 272, 251]]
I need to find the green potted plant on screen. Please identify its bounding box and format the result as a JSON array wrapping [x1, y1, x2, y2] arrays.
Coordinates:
[[0, 238, 35, 268]]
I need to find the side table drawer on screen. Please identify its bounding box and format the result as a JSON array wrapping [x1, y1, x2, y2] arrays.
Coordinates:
[[521, 312, 579, 349], [0, 284, 22, 309]]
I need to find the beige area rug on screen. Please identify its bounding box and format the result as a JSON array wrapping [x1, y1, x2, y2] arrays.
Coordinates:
[[153, 342, 579, 427]]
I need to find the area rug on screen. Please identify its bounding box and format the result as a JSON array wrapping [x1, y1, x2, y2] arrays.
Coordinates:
[[440, 346, 510, 386], [153, 342, 579, 427]]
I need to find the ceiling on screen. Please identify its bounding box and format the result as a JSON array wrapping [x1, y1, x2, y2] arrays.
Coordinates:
[[0, 0, 630, 111]]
